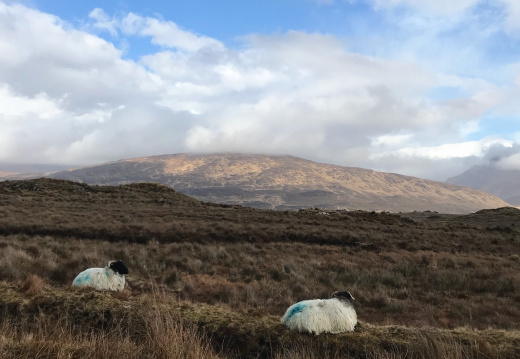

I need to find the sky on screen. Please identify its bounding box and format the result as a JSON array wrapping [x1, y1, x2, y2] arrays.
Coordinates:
[[1, 0, 520, 181]]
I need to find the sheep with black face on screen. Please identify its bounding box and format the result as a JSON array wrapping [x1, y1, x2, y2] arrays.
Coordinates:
[[281, 291, 357, 335], [72, 260, 129, 292]]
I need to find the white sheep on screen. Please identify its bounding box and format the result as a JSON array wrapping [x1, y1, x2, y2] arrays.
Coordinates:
[[72, 260, 129, 292], [281, 291, 357, 335]]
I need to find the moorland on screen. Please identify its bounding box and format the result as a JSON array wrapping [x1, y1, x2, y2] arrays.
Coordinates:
[[0, 178, 519, 358]]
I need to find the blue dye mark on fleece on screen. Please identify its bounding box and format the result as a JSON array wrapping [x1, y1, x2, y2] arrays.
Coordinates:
[[74, 273, 91, 285], [288, 303, 306, 319]]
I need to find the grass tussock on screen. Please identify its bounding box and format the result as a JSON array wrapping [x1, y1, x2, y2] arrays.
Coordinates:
[[0, 289, 224, 359], [140, 299, 223, 359], [19, 274, 45, 296]]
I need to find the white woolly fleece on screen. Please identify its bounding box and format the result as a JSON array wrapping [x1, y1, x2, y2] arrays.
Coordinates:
[[72, 266, 126, 292], [281, 297, 357, 335]]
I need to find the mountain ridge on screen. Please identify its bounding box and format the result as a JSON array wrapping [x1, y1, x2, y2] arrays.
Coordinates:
[[39, 153, 510, 214], [447, 164, 520, 206]]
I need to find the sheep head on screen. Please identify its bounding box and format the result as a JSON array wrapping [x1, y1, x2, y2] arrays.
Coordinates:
[[332, 291, 355, 302], [108, 260, 129, 275]]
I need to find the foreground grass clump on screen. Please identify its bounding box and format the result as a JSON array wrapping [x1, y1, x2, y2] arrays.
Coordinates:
[[0, 282, 223, 359], [0, 281, 518, 359]]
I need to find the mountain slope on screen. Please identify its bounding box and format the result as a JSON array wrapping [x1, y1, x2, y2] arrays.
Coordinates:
[[46, 153, 509, 213], [447, 165, 520, 206]]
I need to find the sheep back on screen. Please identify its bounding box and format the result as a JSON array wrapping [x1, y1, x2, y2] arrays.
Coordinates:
[[281, 298, 357, 335], [72, 267, 126, 292]]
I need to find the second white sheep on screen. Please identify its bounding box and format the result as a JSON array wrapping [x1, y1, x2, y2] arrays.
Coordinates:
[[281, 291, 357, 335]]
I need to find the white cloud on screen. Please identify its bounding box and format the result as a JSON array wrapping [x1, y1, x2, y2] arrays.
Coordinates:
[[499, 152, 520, 170], [352, 0, 516, 87], [368, 140, 520, 180], [375, 138, 514, 160], [88, 8, 117, 36], [0, 85, 63, 119], [0, 2, 519, 182], [89, 9, 223, 52], [368, 0, 480, 15], [500, 0, 520, 34], [371, 134, 414, 147]]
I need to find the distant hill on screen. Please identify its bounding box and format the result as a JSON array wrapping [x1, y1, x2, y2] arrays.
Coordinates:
[[40, 153, 509, 213], [0, 171, 53, 180], [446, 165, 520, 206], [0, 164, 72, 179]]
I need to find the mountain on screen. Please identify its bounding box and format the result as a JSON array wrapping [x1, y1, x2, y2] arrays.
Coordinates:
[[43, 153, 509, 213], [446, 165, 520, 206]]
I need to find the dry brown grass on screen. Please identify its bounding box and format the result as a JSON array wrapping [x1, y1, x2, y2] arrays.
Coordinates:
[[0, 235, 517, 330], [0, 179, 519, 357], [0, 282, 516, 358], [1, 179, 518, 253], [19, 274, 45, 296], [0, 288, 225, 359]]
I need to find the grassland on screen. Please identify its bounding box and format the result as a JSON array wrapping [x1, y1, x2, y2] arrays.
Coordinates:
[[0, 178, 519, 358]]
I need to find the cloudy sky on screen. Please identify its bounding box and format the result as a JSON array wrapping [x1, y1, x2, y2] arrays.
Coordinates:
[[1, 0, 520, 180]]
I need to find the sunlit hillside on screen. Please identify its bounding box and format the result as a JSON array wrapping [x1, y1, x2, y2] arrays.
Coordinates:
[[46, 153, 511, 213]]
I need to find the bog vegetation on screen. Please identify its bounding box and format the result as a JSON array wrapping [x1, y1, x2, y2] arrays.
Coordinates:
[[0, 178, 519, 358]]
